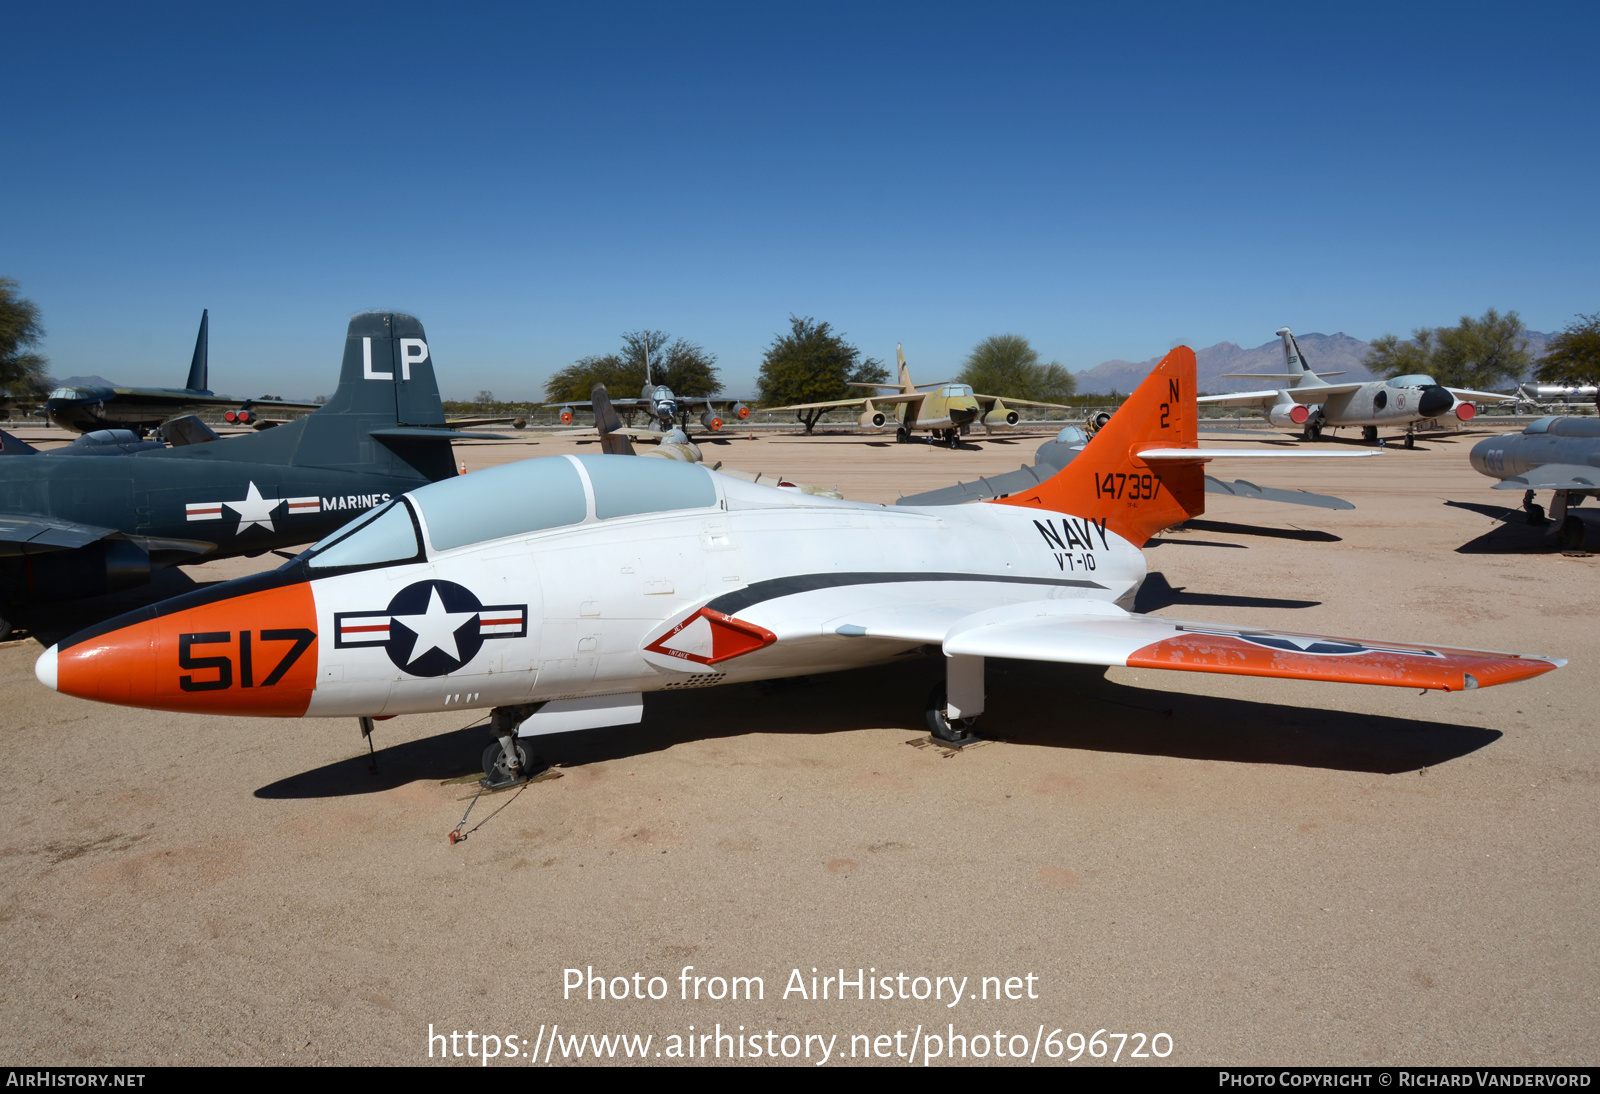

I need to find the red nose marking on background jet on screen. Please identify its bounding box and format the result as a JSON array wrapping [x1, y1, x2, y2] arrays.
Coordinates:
[[38, 583, 319, 716]]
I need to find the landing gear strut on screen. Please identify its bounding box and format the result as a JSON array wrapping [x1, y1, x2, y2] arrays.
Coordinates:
[[1523, 490, 1546, 525], [925, 655, 984, 744], [1404, 422, 1416, 449], [1548, 492, 1586, 551], [481, 703, 542, 789]]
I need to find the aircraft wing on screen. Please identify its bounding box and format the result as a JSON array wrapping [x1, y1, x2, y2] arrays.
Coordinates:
[[0, 515, 117, 557], [1445, 387, 1517, 403], [1198, 384, 1365, 408], [1489, 464, 1600, 491], [933, 601, 1562, 691], [765, 393, 924, 412], [974, 394, 1076, 412]]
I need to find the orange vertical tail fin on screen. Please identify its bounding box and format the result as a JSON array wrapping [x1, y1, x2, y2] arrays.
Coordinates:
[[990, 346, 1204, 546]]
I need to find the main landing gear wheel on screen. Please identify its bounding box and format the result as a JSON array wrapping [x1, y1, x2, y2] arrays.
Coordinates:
[[1362, 426, 1379, 443], [482, 738, 533, 789], [1557, 515, 1587, 551], [895, 427, 909, 444], [925, 683, 980, 745], [1523, 491, 1546, 525], [944, 429, 960, 449]]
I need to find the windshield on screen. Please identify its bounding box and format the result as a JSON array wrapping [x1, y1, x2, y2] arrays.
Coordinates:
[[306, 500, 422, 571], [1387, 374, 1438, 389], [48, 387, 89, 400]]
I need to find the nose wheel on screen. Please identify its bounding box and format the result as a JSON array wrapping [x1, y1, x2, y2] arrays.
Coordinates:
[[483, 739, 534, 789]]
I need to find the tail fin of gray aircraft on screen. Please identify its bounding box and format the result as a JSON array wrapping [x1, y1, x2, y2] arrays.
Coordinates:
[[194, 312, 491, 483], [1219, 327, 1334, 388], [185, 310, 209, 393], [592, 383, 636, 455]]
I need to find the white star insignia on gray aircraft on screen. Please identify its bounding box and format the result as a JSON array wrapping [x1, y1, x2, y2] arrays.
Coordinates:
[[223, 481, 285, 533], [389, 587, 479, 666]]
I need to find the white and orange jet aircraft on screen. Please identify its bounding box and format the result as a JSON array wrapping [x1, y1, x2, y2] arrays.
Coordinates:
[[36, 338, 1562, 787]]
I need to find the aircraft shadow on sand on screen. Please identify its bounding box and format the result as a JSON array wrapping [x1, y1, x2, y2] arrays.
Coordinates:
[[1132, 572, 1320, 612], [256, 654, 1500, 799], [1171, 519, 1340, 543], [1447, 500, 1596, 554]]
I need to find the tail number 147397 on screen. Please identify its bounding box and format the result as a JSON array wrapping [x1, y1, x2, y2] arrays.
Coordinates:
[[1095, 472, 1159, 500]]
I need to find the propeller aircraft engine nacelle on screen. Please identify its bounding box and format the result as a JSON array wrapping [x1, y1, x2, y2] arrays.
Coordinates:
[[700, 410, 724, 432], [731, 402, 750, 420], [858, 399, 886, 429], [1267, 401, 1311, 429], [558, 406, 576, 426], [983, 400, 1020, 427]]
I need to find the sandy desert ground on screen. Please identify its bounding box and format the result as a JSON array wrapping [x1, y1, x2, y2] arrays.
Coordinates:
[[0, 420, 1594, 1066]]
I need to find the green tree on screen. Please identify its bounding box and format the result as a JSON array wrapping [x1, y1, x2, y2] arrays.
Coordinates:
[[543, 331, 721, 404], [0, 278, 49, 402], [1536, 312, 1600, 412], [756, 316, 887, 433], [957, 334, 1076, 401], [1364, 308, 1530, 391]]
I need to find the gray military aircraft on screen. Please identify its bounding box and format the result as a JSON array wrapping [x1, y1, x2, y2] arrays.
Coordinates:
[[0, 311, 497, 637], [897, 425, 1357, 510], [43, 310, 324, 434], [548, 350, 749, 436], [1199, 327, 1515, 446], [1469, 416, 1600, 550]]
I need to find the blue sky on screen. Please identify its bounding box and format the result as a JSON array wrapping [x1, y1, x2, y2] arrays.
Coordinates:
[[4, 2, 1597, 400]]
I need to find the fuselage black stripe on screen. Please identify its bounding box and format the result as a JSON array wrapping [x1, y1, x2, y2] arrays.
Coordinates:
[[706, 572, 1104, 615]]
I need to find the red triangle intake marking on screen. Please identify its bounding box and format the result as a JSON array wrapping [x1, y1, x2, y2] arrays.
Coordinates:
[[644, 608, 777, 666]]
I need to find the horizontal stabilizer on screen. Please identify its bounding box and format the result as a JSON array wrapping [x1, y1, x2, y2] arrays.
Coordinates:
[[1203, 477, 1354, 509], [368, 426, 509, 442], [1135, 448, 1378, 461], [1219, 371, 1345, 379]]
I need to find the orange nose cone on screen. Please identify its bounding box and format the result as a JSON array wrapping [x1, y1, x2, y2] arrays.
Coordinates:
[[49, 582, 319, 716]]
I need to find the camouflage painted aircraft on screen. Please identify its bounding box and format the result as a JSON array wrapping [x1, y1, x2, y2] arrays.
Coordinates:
[[767, 345, 1074, 447], [43, 310, 322, 434], [33, 346, 1561, 792], [0, 312, 498, 638], [1198, 327, 1515, 447]]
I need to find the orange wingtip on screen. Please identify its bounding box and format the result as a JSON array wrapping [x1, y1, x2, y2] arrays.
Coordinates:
[[49, 583, 319, 715], [1127, 632, 1560, 691]]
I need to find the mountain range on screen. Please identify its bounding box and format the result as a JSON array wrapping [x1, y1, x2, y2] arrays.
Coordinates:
[[1074, 331, 1554, 395]]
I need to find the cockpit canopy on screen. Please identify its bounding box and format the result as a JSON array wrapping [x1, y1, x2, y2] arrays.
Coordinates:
[[1524, 416, 1600, 438], [1386, 374, 1439, 389], [302, 454, 720, 571], [47, 387, 93, 400], [938, 384, 975, 398]]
